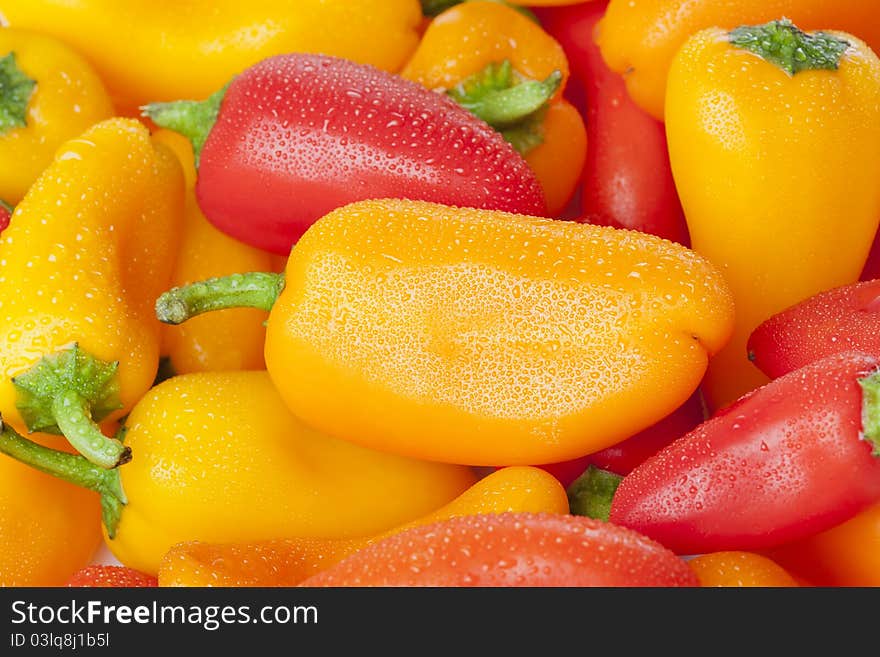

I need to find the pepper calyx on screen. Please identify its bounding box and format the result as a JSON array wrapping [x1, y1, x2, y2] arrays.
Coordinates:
[[142, 81, 231, 167], [0, 52, 36, 135], [859, 369, 880, 457], [566, 465, 623, 522], [729, 17, 849, 76]]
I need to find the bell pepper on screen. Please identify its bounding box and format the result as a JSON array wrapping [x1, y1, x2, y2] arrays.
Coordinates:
[[299, 512, 699, 587], [0, 118, 184, 469], [607, 351, 880, 554], [145, 53, 546, 255], [666, 19, 880, 410], [0, 430, 101, 586], [158, 466, 568, 586], [748, 280, 880, 379], [597, 0, 880, 120], [0, 28, 114, 204], [862, 238, 880, 282], [0, 370, 476, 575], [768, 502, 880, 587], [535, 1, 688, 243], [688, 552, 798, 587], [153, 130, 278, 375], [67, 565, 157, 588], [402, 1, 586, 215], [157, 198, 734, 466], [0, 1, 422, 111]]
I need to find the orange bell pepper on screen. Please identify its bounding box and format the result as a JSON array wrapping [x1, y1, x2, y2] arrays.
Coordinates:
[[0, 428, 101, 586], [597, 0, 880, 120], [666, 19, 880, 408], [153, 130, 277, 375], [688, 552, 799, 587], [158, 466, 568, 586], [403, 1, 586, 215], [768, 503, 880, 587], [156, 198, 734, 466]]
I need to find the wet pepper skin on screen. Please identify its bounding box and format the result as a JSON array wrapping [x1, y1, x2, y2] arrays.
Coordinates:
[[666, 25, 880, 409], [610, 352, 880, 554], [0, 119, 184, 435], [299, 512, 698, 587], [267, 199, 733, 466], [190, 54, 546, 255], [109, 371, 476, 575], [597, 0, 880, 120], [0, 28, 113, 203], [0, 0, 423, 110]]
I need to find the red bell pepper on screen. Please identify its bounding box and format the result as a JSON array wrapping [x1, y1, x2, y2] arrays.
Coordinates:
[[145, 53, 547, 255], [0, 199, 11, 233], [66, 565, 158, 588], [748, 279, 880, 379], [298, 512, 698, 587], [861, 235, 880, 281], [608, 351, 880, 554], [533, 2, 688, 244]]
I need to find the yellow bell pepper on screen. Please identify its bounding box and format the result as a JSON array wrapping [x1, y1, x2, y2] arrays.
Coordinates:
[[158, 466, 568, 586], [0, 1, 423, 111], [0, 371, 476, 575], [597, 0, 880, 120], [0, 118, 184, 468], [157, 198, 734, 466], [666, 19, 880, 409], [153, 130, 277, 375], [0, 27, 113, 204]]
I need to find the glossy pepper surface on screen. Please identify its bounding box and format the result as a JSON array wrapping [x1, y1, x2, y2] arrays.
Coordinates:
[[666, 19, 880, 409], [158, 466, 568, 587], [0, 118, 184, 468], [597, 0, 880, 120], [0, 371, 476, 575], [0, 28, 114, 204], [299, 512, 699, 587], [157, 198, 733, 466], [0, 430, 101, 587], [402, 1, 585, 216], [688, 552, 798, 587], [609, 351, 880, 554], [748, 279, 880, 380], [535, 2, 688, 244], [154, 130, 276, 374], [67, 565, 157, 588], [0, 1, 423, 110], [147, 53, 546, 255]]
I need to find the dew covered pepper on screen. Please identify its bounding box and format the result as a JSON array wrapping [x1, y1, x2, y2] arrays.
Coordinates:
[[0, 118, 184, 469], [157, 198, 734, 466]]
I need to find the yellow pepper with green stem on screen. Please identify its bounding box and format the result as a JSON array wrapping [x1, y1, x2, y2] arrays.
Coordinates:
[[665, 19, 880, 409], [0, 1, 423, 111], [0, 27, 113, 204], [0, 371, 477, 575], [157, 198, 735, 466], [0, 118, 184, 468]]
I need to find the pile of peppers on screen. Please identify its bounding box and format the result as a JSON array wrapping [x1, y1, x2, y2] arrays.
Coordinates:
[[1, 0, 880, 589]]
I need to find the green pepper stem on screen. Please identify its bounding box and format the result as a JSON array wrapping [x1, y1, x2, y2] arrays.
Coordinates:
[[141, 82, 230, 167], [51, 390, 130, 469], [0, 414, 126, 537], [567, 465, 623, 522], [0, 199, 13, 214], [156, 272, 285, 325], [0, 52, 36, 135], [859, 370, 880, 457], [729, 18, 849, 75]]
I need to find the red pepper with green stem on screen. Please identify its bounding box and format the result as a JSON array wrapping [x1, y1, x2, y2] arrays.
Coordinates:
[[144, 53, 548, 255], [533, 1, 688, 244], [748, 279, 880, 379], [603, 351, 880, 554]]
